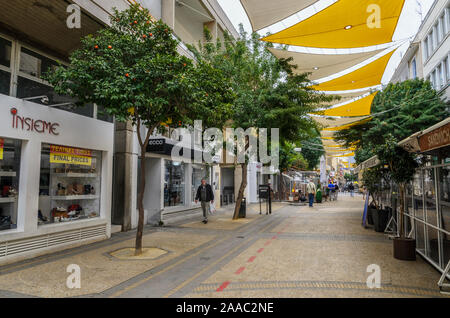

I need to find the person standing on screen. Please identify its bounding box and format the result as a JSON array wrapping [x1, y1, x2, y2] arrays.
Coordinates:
[[348, 183, 355, 197], [195, 179, 214, 224], [328, 181, 336, 201], [306, 179, 316, 207]]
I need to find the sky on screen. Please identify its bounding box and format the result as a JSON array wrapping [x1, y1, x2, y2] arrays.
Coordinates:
[[217, 0, 434, 84]]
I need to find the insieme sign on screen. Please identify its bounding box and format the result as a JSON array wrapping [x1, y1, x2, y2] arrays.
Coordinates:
[[10, 108, 60, 135]]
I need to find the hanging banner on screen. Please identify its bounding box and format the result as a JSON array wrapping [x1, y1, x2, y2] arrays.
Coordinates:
[[50, 145, 92, 166], [0, 138, 3, 160]]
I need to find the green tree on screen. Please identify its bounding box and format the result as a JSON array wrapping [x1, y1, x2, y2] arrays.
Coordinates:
[[335, 79, 448, 151], [189, 26, 335, 219], [46, 5, 234, 255], [376, 135, 420, 238], [300, 136, 325, 170]]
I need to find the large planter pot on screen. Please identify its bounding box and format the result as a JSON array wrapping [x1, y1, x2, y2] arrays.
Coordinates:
[[367, 207, 376, 225], [372, 209, 388, 232], [393, 237, 416, 261]]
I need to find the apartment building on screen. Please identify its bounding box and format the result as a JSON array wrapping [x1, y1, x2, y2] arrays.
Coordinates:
[[391, 0, 450, 101]]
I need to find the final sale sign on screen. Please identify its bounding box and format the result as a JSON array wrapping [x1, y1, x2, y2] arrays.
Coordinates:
[[50, 145, 92, 166], [0, 138, 3, 160]]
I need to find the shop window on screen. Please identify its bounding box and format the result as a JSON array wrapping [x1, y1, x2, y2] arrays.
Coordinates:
[[38, 144, 102, 225], [439, 166, 450, 265], [164, 160, 185, 207], [96, 104, 114, 123], [0, 37, 11, 68], [192, 165, 208, 202], [0, 137, 21, 231], [0, 69, 10, 96], [19, 47, 58, 79]]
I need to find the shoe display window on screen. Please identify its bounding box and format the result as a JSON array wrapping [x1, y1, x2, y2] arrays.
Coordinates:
[[0, 137, 21, 231], [38, 143, 101, 225]]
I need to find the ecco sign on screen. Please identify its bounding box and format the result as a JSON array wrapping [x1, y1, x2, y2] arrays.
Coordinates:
[[11, 108, 60, 136]]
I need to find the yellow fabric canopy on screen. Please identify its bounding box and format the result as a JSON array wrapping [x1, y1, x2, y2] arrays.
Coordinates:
[[312, 50, 395, 91], [262, 0, 405, 48], [268, 47, 385, 81], [240, 0, 319, 31], [323, 117, 372, 131], [318, 92, 378, 117], [329, 152, 355, 158]]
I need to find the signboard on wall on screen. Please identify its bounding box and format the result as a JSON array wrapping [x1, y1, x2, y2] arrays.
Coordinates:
[[0, 138, 3, 160], [50, 145, 92, 166], [419, 122, 450, 153]]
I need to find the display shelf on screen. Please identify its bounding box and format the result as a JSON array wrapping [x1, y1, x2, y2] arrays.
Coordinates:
[[50, 195, 99, 201], [52, 173, 99, 178], [0, 197, 17, 203], [0, 171, 17, 177]]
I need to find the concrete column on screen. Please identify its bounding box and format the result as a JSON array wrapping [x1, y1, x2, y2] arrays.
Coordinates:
[[112, 121, 137, 232], [162, 0, 176, 29], [204, 21, 218, 42], [143, 158, 163, 226]]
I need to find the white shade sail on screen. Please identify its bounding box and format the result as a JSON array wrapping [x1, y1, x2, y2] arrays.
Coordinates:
[[240, 0, 319, 31], [269, 47, 385, 81], [312, 115, 370, 129]]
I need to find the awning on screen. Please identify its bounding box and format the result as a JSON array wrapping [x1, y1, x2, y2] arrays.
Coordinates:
[[319, 90, 376, 106], [268, 47, 385, 81], [312, 115, 370, 129], [311, 50, 395, 91], [262, 0, 406, 49], [240, 0, 319, 31], [317, 92, 378, 117]]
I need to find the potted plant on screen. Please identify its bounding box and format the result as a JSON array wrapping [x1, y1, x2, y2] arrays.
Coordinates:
[[362, 166, 388, 230], [377, 136, 421, 261]]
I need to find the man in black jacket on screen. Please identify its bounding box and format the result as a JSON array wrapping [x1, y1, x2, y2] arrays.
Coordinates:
[[195, 179, 214, 224]]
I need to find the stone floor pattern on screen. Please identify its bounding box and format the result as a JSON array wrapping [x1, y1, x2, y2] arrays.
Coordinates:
[[0, 195, 448, 298]]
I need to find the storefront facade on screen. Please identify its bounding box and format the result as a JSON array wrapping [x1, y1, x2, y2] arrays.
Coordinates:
[[400, 118, 450, 276], [0, 95, 114, 265]]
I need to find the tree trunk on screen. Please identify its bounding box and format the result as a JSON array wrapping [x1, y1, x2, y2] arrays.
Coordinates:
[[134, 120, 154, 256], [398, 183, 406, 239], [135, 144, 147, 256], [278, 171, 284, 201], [233, 163, 248, 220]]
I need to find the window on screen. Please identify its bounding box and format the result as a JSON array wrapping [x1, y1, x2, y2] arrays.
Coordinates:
[[164, 160, 185, 207], [192, 165, 208, 202], [438, 64, 444, 88], [427, 34, 433, 58], [0, 137, 22, 231], [38, 144, 102, 225], [423, 38, 429, 61], [411, 58, 417, 79], [0, 37, 12, 95]]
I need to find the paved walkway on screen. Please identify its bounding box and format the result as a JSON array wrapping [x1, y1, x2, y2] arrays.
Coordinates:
[[0, 195, 447, 298]]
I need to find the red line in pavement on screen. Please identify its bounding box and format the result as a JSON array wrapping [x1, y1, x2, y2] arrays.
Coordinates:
[[272, 236, 278, 240], [216, 281, 230, 292], [247, 256, 256, 263], [264, 241, 271, 246], [235, 267, 246, 275], [257, 248, 264, 253]]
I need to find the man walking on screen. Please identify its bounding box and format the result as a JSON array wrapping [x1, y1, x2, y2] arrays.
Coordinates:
[[195, 179, 214, 224], [306, 179, 316, 207]]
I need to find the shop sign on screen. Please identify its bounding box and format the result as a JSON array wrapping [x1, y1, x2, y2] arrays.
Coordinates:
[[147, 138, 166, 153], [50, 145, 92, 166], [419, 122, 450, 153], [0, 138, 3, 160], [11, 108, 59, 135]]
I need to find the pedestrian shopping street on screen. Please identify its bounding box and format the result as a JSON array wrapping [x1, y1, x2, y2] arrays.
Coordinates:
[[0, 194, 446, 298]]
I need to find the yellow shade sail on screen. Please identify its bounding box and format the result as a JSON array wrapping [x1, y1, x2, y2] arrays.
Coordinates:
[[312, 50, 395, 91], [240, 0, 319, 31], [268, 47, 385, 81], [329, 152, 355, 158], [323, 117, 372, 131], [262, 0, 405, 48], [319, 92, 378, 117]]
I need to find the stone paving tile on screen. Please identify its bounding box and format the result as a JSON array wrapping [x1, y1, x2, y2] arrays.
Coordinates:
[[0, 231, 214, 298]]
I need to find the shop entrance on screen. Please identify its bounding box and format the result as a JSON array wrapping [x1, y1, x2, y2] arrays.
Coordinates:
[[221, 167, 234, 206]]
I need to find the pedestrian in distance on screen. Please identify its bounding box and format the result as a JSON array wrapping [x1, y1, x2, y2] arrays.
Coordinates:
[[328, 181, 336, 201], [348, 183, 355, 197], [306, 179, 316, 207], [195, 179, 214, 224]]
